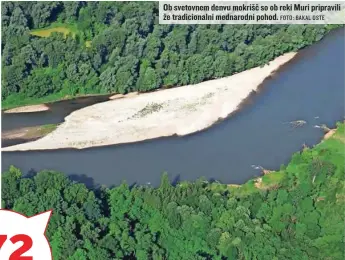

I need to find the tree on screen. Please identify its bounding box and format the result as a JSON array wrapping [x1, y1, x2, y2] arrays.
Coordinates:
[[137, 67, 159, 91], [2, 2, 338, 106], [1, 121, 344, 260]]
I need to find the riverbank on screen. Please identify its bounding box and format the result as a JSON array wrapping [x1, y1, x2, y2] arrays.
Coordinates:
[[2, 92, 139, 114], [2, 52, 297, 151], [2, 124, 58, 145], [3, 104, 50, 114], [3, 122, 344, 259], [227, 121, 344, 195]]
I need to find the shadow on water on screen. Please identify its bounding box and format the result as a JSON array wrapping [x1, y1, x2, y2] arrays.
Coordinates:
[[20, 167, 99, 189], [26, 168, 38, 178], [2, 28, 345, 188], [69, 173, 98, 189], [172, 174, 181, 186]]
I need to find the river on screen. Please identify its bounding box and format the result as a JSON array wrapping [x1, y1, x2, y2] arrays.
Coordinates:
[[2, 28, 344, 187], [2, 94, 111, 132]]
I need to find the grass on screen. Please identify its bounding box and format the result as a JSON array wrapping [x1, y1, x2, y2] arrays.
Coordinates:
[[227, 121, 345, 197], [85, 41, 92, 48], [3, 124, 59, 141], [36, 124, 58, 136], [2, 92, 67, 110], [21, 124, 59, 140], [232, 180, 258, 196], [2, 89, 106, 111], [317, 122, 345, 149], [260, 171, 285, 189], [30, 22, 79, 38], [31, 27, 75, 38], [331, 122, 345, 142], [30, 23, 91, 47]]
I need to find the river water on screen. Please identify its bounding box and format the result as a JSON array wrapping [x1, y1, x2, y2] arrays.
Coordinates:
[[2, 95, 111, 132], [2, 29, 344, 187]]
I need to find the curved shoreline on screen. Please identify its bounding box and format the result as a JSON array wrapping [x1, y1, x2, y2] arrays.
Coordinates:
[[2, 52, 297, 152], [4, 104, 50, 114]]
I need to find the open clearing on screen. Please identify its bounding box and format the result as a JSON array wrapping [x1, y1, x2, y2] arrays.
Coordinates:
[[30, 25, 91, 47], [30, 27, 75, 38], [2, 52, 297, 151]]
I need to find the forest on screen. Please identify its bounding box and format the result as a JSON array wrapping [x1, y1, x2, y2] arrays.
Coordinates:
[[2, 3, 344, 258], [1, 1, 341, 108], [2, 122, 344, 259]]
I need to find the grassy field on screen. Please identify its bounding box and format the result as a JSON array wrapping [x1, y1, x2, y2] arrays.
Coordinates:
[[31, 27, 75, 38], [30, 23, 92, 47], [30, 23, 79, 38]]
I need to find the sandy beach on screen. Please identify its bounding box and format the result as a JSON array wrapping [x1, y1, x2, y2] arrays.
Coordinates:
[[323, 129, 336, 140], [4, 104, 49, 113], [2, 52, 297, 151]]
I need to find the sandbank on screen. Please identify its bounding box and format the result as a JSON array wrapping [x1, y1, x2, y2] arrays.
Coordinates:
[[4, 104, 49, 114], [2, 124, 58, 141], [2, 52, 297, 151]]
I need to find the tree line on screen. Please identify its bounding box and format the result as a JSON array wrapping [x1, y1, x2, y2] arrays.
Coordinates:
[[2, 123, 344, 259], [1, 1, 341, 105]]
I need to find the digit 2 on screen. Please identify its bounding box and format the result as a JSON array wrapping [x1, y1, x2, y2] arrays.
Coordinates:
[[0, 234, 33, 260]]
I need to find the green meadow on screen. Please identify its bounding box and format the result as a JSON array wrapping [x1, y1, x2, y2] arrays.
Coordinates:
[[30, 23, 91, 47]]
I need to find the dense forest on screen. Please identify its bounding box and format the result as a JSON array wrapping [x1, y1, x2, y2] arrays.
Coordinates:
[[1, 1, 341, 108], [2, 122, 344, 259]]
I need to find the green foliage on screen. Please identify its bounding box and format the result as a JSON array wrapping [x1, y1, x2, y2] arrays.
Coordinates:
[[2, 1, 341, 108], [2, 92, 65, 110], [23, 66, 64, 98], [2, 123, 344, 259]]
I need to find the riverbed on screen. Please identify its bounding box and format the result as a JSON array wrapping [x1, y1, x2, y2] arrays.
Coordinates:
[[2, 52, 297, 151], [2, 28, 344, 187]]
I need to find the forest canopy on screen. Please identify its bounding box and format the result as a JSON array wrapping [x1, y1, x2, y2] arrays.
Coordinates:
[[1, 1, 341, 108], [2, 2, 344, 259], [2, 122, 344, 259]]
